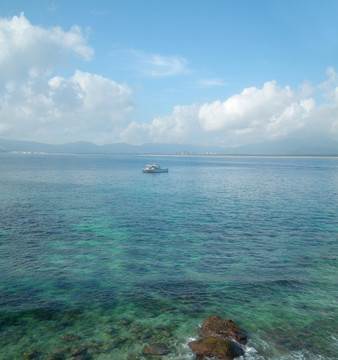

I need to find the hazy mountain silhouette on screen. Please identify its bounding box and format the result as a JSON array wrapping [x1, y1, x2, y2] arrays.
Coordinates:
[[0, 137, 337, 155]]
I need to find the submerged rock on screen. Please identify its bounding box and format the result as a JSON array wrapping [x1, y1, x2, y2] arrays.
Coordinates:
[[23, 349, 38, 359], [82, 340, 103, 355], [115, 318, 130, 326], [142, 343, 171, 355], [201, 316, 247, 344], [48, 346, 70, 360], [127, 352, 141, 360], [61, 333, 81, 342], [188, 337, 244, 360], [103, 326, 118, 337], [71, 347, 87, 356]]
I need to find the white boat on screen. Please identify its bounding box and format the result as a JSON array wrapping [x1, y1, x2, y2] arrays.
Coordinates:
[[142, 163, 168, 173]]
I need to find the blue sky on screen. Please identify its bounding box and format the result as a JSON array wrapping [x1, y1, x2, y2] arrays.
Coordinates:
[[0, 0, 338, 147]]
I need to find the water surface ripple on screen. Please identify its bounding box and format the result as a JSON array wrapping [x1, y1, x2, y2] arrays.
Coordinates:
[[0, 154, 337, 359]]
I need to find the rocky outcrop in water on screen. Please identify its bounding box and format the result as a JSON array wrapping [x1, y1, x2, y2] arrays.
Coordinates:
[[201, 315, 247, 344], [44, 315, 246, 360], [188, 337, 244, 360], [188, 316, 246, 360]]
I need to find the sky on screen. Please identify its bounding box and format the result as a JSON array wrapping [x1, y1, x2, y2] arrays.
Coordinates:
[[0, 0, 338, 148]]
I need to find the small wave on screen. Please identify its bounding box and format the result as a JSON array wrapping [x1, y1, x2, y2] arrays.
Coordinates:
[[162, 337, 196, 360], [164, 335, 338, 360], [239, 342, 265, 360]]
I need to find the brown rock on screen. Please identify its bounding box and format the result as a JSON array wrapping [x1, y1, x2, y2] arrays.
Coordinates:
[[188, 337, 244, 360], [48, 346, 69, 360], [142, 343, 171, 355], [61, 333, 81, 342], [71, 347, 87, 356], [201, 316, 247, 344]]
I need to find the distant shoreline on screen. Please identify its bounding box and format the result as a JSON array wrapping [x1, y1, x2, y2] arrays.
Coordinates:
[[2, 151, 337, 159], [137, 153, 338, 159]]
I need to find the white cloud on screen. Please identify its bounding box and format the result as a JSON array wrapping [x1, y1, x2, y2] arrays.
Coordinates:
[[199, 81, 296, 133], [194, 80, 323, 145], [129, 49, 189, 77], [126, 72, 338, 147], [318, 66, 338, 102], [149, 105, 200, 141], [120, 104, 199, 144], [0, 13, 93, 85], [0, 70, 133, 144], [0, 14, 133, 144], [264, 99, 314, 138], [0, 13, 337, 148]]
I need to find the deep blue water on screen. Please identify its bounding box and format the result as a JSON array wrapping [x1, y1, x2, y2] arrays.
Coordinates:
[[0, 154, 337, 359]]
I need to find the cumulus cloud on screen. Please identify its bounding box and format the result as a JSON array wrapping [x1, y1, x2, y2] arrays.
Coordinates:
[[318, 66, 338, 102], [0, 13, 93, 84], [0, 14, 337, 148], [0, 70, 133, 144], [199, 81, 296, 132], [196, 80, 317, 146], [128, 81, 314, 147], [120, 104, 200, 144], [0, 14, 133, 144], [127, 72, 338, 147]]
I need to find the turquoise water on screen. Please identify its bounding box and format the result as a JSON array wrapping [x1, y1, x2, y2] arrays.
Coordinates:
[[0, 154, 337, 360]]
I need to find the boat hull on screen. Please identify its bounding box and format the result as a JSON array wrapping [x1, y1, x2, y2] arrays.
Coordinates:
[[142, 168, 168, 173]]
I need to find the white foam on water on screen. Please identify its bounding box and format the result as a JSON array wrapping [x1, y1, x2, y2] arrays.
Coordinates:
[[171, 337, 266, 360], [236, 338, 338, 360], [161, 337, 196, 360], [240, 344, 264, 359], [169, 337, 336, 360]]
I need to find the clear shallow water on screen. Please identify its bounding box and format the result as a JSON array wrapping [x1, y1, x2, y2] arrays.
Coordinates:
[[0, 154, 337, 360]]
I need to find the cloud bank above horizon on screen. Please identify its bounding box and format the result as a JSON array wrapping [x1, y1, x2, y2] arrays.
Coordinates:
[[0, 14, 338, 147]]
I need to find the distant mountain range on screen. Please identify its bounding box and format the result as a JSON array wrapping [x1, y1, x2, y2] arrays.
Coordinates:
[[0, 137, 338, 156]]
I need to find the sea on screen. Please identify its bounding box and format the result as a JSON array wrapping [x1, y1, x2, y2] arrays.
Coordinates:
[[0, 153, 337, 360]]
